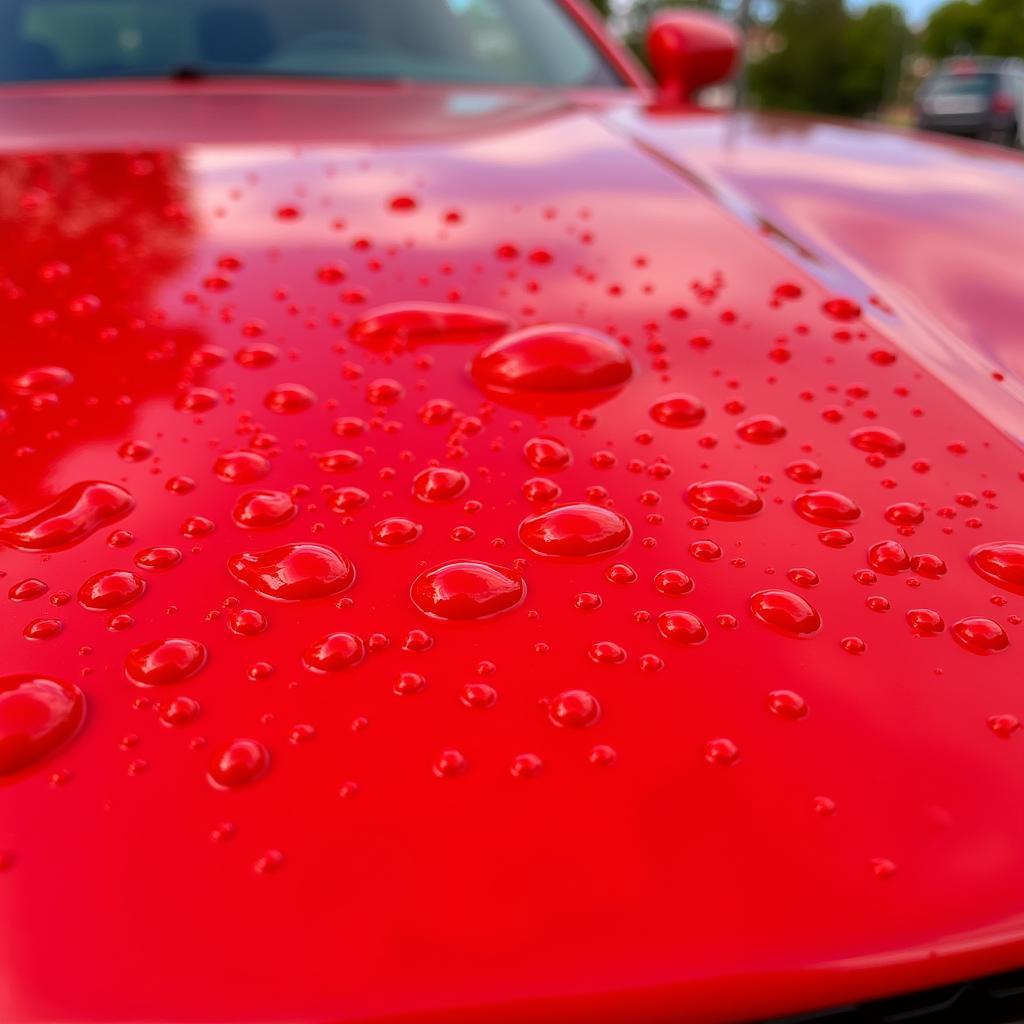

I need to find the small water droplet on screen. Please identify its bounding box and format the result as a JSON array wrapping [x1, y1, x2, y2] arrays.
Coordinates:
[[951, 617, 1009, 655], [78, 569, 145, 610]]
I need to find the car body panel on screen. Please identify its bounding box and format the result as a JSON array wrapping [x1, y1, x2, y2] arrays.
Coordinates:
[[0, 50, 1023, 1024]]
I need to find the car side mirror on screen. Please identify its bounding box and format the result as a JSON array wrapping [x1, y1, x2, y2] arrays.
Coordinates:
[[647, 10, 740, 106]]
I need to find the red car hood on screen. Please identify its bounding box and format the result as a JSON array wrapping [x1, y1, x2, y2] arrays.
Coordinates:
[[1, 84, 1022, 1024]]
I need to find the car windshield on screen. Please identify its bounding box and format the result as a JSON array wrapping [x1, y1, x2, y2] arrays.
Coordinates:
[[0, 0, 623, 87], [927, 72, 999, 98]]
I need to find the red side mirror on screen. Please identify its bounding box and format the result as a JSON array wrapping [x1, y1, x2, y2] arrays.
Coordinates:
[[647, 10, 740, 106]]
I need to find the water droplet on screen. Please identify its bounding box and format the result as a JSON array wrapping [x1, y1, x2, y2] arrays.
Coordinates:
[[264, 383, 315, 415], [213, 450, 271, 484], [0, 481, 134, 551], [208, 738, 269, 787], [411, 561, 525, 621], [750, 590, 822, 636], [370, 517, 422, 546], [650, 393, 706, 429], [768, 690, 808, 719], [229, 543, 355, 601], [737, 414, 786, 444], [686, 480, 763, 519], [303, 632, 365, 672], [970, 543, 1024, 594], [460, 683, 498, 709], [134, 546, 182, 571], [654, 569, 694, 596], [907, 608, 944, 636], [9, 578, 46, 602], [78, 569, 145, 610], [228, 608, 267, 635], [510, 753, 544, 778], [793, 490, 861, 524], [589, 641, 627, 664], [159, 696, 201, 727], [412, 467, 469, 503], [0, 675, 85, 774], [822, 297, 861, 321], [24, 618, 62, 640], [472, 324, 631, 399], [951, 617, 1009, 655], [125, 638, 207, 686], [433, 749, 468, 778], [232, 490, 298, 529], [657, 610, 708, 645], [988, 714, 1021, 738], [518, 503, 631, 557], [867, 540, 910, 575], [704, 738, 739, 766], [548, 689, 601, 727], [524, 436, 572, 471], [850, 427, 905, 457], [352, 302, 511, 350]]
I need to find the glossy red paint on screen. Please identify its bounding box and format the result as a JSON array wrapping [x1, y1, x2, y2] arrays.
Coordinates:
[[1, 8, 1024, 1024]]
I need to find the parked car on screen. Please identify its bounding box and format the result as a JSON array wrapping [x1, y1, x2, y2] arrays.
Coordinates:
[[1, 3, 1023, 1024], [916, 56, 1024, 147]]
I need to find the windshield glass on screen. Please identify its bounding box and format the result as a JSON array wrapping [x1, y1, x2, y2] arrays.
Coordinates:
[[927, 73, 999, 98], [0, 0, 623, 87]]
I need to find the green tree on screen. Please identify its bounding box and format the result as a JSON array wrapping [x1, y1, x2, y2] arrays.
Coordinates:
[[923, 0, 1024, 59], [921, 0, 987, 56], [748, 0, 907, 116]]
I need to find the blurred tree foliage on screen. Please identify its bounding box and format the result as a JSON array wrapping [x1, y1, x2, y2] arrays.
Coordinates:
[[922, 0, 1024, 58], [748, 0, 909, 115]]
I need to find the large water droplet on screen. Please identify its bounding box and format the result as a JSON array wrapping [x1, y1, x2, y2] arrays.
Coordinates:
[[303, 632, 365, 672], [0, 675, 85, 774], [0, 481, 133, 551], [78, 569, 145, 610], [264, 383, 315, 415], [867, 540, 910, 575], [650, 393, 705, 429], [686, 480, 763, 519], [548, 689, 601, 728], [750, 590, 822, 636], [412, 467, 469, 503], [951, 617, 1009, 655], [793, 490, 861, 524], [228, 543, 355, 601], [472, 324, 632, 399], [410, 561, 525, 620], [214, 450, 271, 484], [850, 427, 906, 457], [657, 610, 708, 645], [232, 490, 298, 529], [970, 543, 1024, 594], [519, 503, 631, 557], [125, 638, 207, 686], [208, 738, 270, 787], [352, 302, 511, 350], [737, 414, 786, 444]]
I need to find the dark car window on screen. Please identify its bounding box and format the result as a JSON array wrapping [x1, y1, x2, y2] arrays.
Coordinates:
[[926, 73, 1000, 98], [0, 0, 624, 87]]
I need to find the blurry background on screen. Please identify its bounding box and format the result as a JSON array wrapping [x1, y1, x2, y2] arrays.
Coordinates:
[[589, 0, 1023, 124]]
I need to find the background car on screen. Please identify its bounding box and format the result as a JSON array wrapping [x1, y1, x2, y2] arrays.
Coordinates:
[[916, 55, 1024, 146]]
